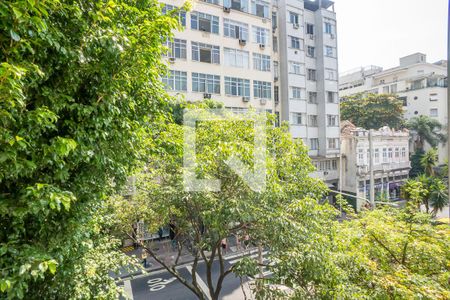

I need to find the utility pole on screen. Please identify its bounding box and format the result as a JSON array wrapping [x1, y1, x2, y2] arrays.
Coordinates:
[[369, 129, 375, 208], [447, 0, 449, 224]]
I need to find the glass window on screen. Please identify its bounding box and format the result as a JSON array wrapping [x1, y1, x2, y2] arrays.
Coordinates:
[[192, 73, 221, 94], [289, 12, 299, 24], [192, 42, 220, 64], [162, 4, 186, 27], [327, 91, 337, 103], [308, 92, 318, 104], [308, 115, 318, 127], [223, 18, 249, 40], [307, 46, 315, 57], [395, 147, 400, 158], [165, 38, 187, 59], [307, 69, 316, 81], [327, 115, 338, 127], [306, 23, 314, 35], [274, 86, 279, 103], [162, 70, 187, 91], [324, 46, 336, 57], [430, 108, 438, 117], [251, 0, 269, 18], [224, 0, 249, 12], [358, 149, 364, 165], [253, 53, 271, 71], [324, 22, 334, 34], [290, 87, 305, 100], [291, 112, 304, 125], [327, 138, 339, 149], [290, 36, 303, 49], [310, 138, 319, 150], [272, 11, 277, 28], [224, 48, 249, 68], [325, 68, 337, 80], [191, 11, 219, 34], [253, 80, 271, 99], [272, 36, 278, 52], [225, 77, 250, 97], [382, 148, 388, 163], [401, 147, 406, 158], [289, 61, 304, 75], [252, 26, 269, 45]]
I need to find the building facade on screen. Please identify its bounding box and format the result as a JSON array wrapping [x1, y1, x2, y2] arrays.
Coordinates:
[[161, 0, 340, 185], [339, 53, 448, 163], [341, 121, 411, 210]]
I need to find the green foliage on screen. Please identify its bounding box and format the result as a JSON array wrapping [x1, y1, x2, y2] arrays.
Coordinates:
[[407, 115, 447, 151], [0, 0, 179, 298], [410, 149, 425, 178], [421, 148, 438, 176], [340, 93, 405, 130]]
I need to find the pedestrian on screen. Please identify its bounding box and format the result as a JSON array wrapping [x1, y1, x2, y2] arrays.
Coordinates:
[[243, 234, 250, 249], [142, 249, 148, 268], [169, 220, 177, 251], [221, 238, 227, 254], [158, 227, 164, 241]]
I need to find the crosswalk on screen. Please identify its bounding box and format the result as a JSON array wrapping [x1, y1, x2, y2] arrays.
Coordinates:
[[224, 249, 272, 277]]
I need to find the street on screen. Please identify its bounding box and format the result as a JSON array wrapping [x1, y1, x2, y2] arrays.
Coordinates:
[[120, 249, 269, 300]]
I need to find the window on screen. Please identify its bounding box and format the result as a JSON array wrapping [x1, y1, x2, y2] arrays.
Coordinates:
[[273, 61, 279, 79], [203, 0, 220, 3], [192, 73, 220, 94], [192, 42, 220, 64], [307, 69, 316, 81], [224, 0, 249, 12], [274, 86, 279, 103], [309, 115, 318, 127], [382, 148, 388, 163], [430, 93, 438, 101], [225, 77, 250, 97], [162, 5, 186, 27], [252, 26, 269, 45], [388, 148, 393, 160], [327, 138, 339, 149], [308, 92, 318, 104], [358, 149, 364, 165], [224, 48, 249, 68], [191, 12, 219, 34], [223, 19, 249, 40], [390, 84, 397, 93], [307, 46, 315, 58], [383, 86, 389, 93], [306, 23, 314, 35], [374, 148, 380, 164], [251, 0, 269, 18], [324, 22, 334, 34], [325, 68, 337, 80], [395, 147, 400, 158], [289, 12, 299, 24], [272, 11, 277, 29], [290, 87, 305, 100], [253, 80, 271, 99], [290, 36, 303, 50], [327, 115, 338, 127], [165, 38, 187, 59], [430, 108, 438, 117], [162, 70, 187, 91], [291, 112, 304, 125], [253, 53, 271, 71], [289, 61, 304, 75], [272, 36, 278, 52], [327, 91, 337, 103], [401, 147, 406, 158], [332, 160, 338, 170], [310, 138, 319, 150], [324, 46, 336, 57]]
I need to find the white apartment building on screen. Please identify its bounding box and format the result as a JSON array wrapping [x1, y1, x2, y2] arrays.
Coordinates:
[[339, 53, 448, 163], [341, 121, 411, 211], [161, 0, 340, 186]]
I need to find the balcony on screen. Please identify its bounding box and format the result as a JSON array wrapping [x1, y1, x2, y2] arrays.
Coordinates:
[[356, 161, 411, 175]]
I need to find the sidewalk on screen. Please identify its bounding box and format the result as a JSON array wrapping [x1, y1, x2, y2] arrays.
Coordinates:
[[117, 236, 254, 279]]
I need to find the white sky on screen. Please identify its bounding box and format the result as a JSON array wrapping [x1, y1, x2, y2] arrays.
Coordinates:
[[336, 0, 448, 72]]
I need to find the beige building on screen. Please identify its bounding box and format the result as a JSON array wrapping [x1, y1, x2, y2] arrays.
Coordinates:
[[161, 0, 341, 186], [339, 53, 448, 163], [341, 121, 411, 211]]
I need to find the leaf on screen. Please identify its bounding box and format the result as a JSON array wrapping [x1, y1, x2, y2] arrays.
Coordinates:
[[47, 260, 58, 274], [10, 30, 20, 41]]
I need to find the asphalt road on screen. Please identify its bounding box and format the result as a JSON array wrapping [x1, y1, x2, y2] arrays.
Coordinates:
[[121, 249, 268, 300]]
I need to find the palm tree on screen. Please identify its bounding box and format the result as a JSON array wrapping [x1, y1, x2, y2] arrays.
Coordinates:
[[406, 116, 447, 151], [429, 179, 448, 216], [420, 148, 438, 176]]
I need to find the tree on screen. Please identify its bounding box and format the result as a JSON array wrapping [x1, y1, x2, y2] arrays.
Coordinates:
[[340, 93, 405, 130], [407, 115, 447, 151], [110, 107, 330, 300], [0, 1, 181, 298], [421, 148, 438, 176], [409, 149, 425, 178]]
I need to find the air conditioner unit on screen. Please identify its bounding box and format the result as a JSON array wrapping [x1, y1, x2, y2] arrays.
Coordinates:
[[323, 171, 329, 176], [203, 93, 212, 99], [259, 43, 265, 50], [309, 34, 315, 40], [330, 33, 335, 39], [274, 76, 278, 81], [262, 18, 267, 23], [260, 99, 267, 105], [239, 39, 246, 46], [223, 6, 231, 13], [293, 23, 299, 29], [168, 57, 176, 63], [242, 96, 250, 102]]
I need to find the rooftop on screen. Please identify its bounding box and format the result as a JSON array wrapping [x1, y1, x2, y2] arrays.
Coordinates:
[[304, 0, 334, 12]]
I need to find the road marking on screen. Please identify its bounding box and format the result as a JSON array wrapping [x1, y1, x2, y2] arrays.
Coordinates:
[[224, 248, 259, 261], [185, 265, 212, 300], [228, 251, 268, 265], [123, 280, 134, 300]]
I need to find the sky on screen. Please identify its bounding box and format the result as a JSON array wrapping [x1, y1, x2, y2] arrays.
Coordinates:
[[336, 0, 448, 73]]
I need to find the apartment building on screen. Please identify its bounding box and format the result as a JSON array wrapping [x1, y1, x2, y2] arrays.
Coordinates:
[[341, 121, 411, 211], [339, 53, 448, 163], [161, 0, 340, 186]]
